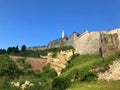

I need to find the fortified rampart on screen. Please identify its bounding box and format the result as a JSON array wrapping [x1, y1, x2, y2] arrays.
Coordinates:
[[73, 31, 101, 54], [28, 28, 120, 56], [27, 46, 47, 51]]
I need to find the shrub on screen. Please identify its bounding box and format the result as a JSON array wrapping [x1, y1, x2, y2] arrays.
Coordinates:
[[67, 68, 98, 82], [0, 55, 23, 78], [33, 70, 41, 77], [81, 72, 98, 82], [24, 62, 32, 69], [0, 77, 21, 90], [16, 58, 32, 70], [42, 64, 57, 78], [52, 77, 71, 90], [0, 77, 11, 89], [17, 58, 26, 64]]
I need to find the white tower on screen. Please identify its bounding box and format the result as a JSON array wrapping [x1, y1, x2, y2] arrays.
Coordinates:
[[62, 29, 65, 39]]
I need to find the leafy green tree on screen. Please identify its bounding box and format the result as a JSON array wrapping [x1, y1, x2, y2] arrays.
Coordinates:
[[21, 45, 26, 51], [15, 46, 19, 53], [0, 49, 6, 54], [7, 46, 19, 54], [7, 47, 13, 53]]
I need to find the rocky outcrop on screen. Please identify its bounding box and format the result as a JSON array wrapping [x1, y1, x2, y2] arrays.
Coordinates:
[[45, 50, 73, 76], [98, 58, 120, 81]]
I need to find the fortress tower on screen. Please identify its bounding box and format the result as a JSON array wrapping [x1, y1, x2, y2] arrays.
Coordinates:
[[62, 29, 65, 39]]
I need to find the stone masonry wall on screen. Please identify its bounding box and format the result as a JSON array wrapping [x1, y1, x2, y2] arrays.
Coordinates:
[[28, 28, 120, 56], [100, 33, 119, 57], [74, 32, 101, 54], [70, 29, 120, 56], [63, 32, 79, 47], [47, 39, 63, 48]]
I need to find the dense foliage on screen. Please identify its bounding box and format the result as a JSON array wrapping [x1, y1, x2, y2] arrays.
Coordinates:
[[52, 77, 71, 90], [42, 64, 57, 78], [21, 45, 26, 51], [0, 54, 22, 78], [0, 46, 120, 90], [17, 46, 74, 58], [0, 45, 74, 58], [0, 55, 57, 90], [0, 49, 6, 54]]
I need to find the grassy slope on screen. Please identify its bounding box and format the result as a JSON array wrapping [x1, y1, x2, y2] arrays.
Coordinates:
[[62, 54, 102, 77], [0, 51, 120, 90], [61, 53, 120, 90], [67, 81, 120, 90]]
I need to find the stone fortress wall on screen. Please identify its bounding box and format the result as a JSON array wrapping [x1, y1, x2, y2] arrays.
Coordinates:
[[28, 28, 120, 56]]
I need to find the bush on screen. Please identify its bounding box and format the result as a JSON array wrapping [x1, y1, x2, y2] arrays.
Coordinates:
[[81, 72, 98, 82], [0, 77, 11, 89], [0, 76, 23, 90], [67, 69, 98, 82], [52, 77, 71, 90], [16, 58, 32, 70], [42, 64, 57, 78], [0, 55, 23, 78]]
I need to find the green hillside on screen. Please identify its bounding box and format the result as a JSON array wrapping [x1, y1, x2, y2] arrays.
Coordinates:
[[60, 53, 120, 90], [0, 50, 120, 90], [67, 80, 120, 90]]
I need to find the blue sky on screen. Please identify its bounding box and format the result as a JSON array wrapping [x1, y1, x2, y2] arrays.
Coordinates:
[[0, 0, 120, 49]]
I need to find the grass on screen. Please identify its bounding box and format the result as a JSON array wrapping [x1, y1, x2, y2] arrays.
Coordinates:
[[62, 52, 120, 77], [61, 52, 120, 89], [67, 80, 120, 90], [62, 54, 102, 77], [0, 51, 120, 90]]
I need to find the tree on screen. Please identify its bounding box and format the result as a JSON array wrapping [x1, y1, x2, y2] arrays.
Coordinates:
[[15, 46, 19, 53], [7, 47, 13, 54], [7, 46, 19, 54], [21, 45, 26, 51], [0, 49, 6, 54]]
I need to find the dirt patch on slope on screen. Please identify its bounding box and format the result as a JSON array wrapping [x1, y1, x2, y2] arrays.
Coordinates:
[[10, 56, 48, 70]]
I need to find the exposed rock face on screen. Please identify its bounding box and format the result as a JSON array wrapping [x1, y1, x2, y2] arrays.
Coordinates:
[[46, 50, 73, 76], [98, 58, 120, 81]]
